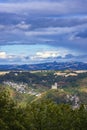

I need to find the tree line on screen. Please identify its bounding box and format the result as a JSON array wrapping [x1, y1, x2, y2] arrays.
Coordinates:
[[0, 90, 87, 130]]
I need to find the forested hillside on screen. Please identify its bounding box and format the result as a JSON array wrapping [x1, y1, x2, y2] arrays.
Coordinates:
[[0, 90, 87, 130], [1, 71, 87, 106]]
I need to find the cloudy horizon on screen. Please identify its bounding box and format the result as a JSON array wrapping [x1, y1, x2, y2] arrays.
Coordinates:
[[0, 0, 87, 64]]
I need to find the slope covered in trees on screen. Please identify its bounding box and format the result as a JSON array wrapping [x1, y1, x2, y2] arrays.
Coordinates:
[[0, 90, 87, 130], [1, 71, 87, 106]]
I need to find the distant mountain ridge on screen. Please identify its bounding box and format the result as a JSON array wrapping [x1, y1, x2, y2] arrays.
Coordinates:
[[0, 61, 87, 71]]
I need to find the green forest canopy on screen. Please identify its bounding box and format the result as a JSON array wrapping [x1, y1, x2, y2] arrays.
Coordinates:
[[0, 90, 87, 130]]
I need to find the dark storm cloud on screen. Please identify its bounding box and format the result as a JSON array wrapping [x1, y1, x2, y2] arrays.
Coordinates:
[[0, 0, 87, 53], [75, 30, 87, 39]]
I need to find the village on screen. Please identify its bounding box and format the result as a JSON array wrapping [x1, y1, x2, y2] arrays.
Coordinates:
[[3, 79, 80, 109], [3, 81, 41, 97], [52, 82, 80, 109]]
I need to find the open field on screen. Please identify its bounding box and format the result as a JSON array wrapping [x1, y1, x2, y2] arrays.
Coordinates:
[[0, 71, 10, 75]]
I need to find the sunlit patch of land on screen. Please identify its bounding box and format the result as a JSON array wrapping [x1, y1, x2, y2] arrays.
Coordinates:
[[0, 71, 10, 75], [79, 87, 87, 93], [75, 70, 87, 73]]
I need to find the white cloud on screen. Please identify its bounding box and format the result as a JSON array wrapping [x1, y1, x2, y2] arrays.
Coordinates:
[[0, 52, 17, 59], [0, 22, 31, 31], [0, 0, 86, 15], [0, 51, 25, 60], [16, 21, 31, 30], [30, 50, 68, 60], [25, 27, 75, 36], [0, 52, 14, 59], [0, 52, 7, 59], [25, 24, 87, 37], [0, 25, 5, 30]]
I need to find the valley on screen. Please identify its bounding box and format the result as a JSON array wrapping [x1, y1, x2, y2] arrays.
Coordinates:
[[0, 69, 87, 107]]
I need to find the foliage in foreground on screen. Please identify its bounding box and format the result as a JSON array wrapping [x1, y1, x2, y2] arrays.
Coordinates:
[[0, 90, 87, 130]]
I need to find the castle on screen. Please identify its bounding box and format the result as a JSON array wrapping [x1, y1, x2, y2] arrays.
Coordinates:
[[51, 82, 58, 89]]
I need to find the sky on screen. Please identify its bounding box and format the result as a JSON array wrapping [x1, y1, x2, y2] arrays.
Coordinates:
[[0, 0, 87, 64]]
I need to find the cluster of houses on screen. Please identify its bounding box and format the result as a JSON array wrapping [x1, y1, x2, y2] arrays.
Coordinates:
[[3, 81, 41, 97], [51, 82, 80, 109], [67, 95, 79, 103], [67, 94, 80, 109], [3, 81, 28, 93]]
